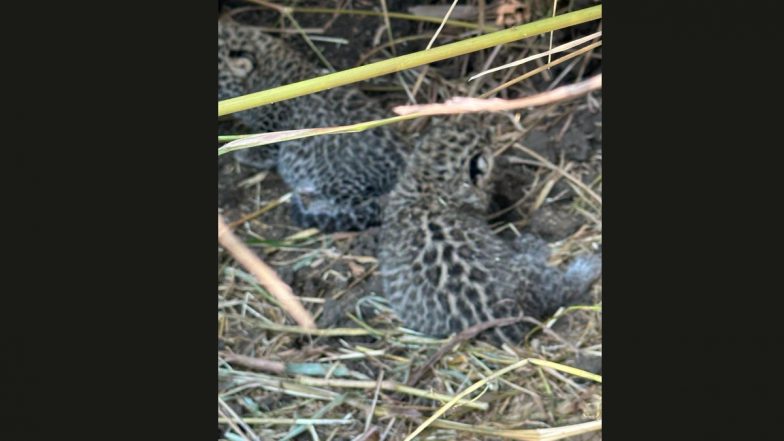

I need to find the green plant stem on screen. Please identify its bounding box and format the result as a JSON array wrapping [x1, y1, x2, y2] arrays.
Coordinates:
[[218, 5, 601, 117]]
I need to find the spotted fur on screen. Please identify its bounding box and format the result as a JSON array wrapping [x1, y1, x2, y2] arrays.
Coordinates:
[[218, 20, 409, 231], [379, 122, 601, 344]]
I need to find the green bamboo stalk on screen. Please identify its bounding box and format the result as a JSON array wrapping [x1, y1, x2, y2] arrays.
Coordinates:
[[218, 5, 601, 117]]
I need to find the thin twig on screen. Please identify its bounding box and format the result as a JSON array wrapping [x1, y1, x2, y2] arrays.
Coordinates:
[[429, 418, 602, 441], [379, 0, 396, 55], [218, 214, 316, 329], [234, 317, 375, 336], [218, 417, 353, 426], [247, 0, 334, 71], [510, 142, 602, 204], [228, 193, 291, 228], [219, 397, 260, 441], [295, 377, 488, 410], [220, 352, 285, 374], [393, 73, 601, 115], [364, 370, 384, 433], [469, 31, 601, 81], [290, 5, 498, 31], [480, 41, 601, 97], [426, 0, 461, 50], [403, 358, 531, 440], [407, 316, 527, 386], [547, 0, 558, 66]]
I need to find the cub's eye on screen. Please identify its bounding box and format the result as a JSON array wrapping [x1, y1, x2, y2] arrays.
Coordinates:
[[226, 50, 256, 76], [468, 153, 490, 186]]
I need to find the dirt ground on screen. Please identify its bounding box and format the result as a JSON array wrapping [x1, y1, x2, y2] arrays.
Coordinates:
[[219, 1, 601, 440]]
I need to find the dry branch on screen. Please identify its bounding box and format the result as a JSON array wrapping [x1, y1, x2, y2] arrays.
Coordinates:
[[218, 214, 316, 329], [393, 73, 601, 115]]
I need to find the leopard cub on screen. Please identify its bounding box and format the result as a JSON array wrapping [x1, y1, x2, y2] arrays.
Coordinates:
[[219, 19, 409, 232], [379, 121, 601, 344]]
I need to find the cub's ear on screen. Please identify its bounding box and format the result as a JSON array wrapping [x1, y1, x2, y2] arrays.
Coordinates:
[[226, 50, 256, 77]]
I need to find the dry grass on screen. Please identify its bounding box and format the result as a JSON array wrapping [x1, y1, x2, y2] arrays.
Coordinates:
[[219, 1, 602, 440], [218, 75, 600, 155]]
